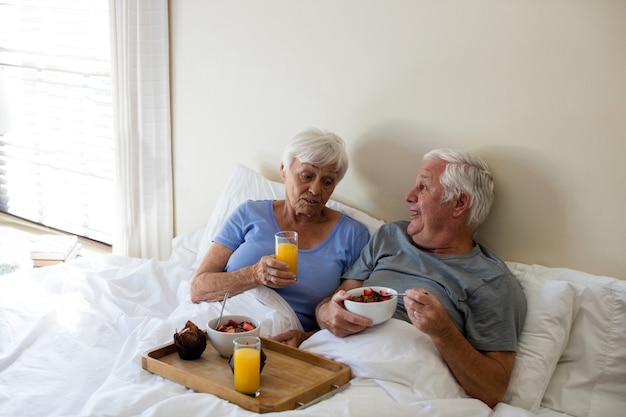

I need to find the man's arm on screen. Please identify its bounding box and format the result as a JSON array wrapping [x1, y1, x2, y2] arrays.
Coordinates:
[[272, 279, 368, 347], [405, 288, 515, 408], [430, 323, 515, 407], [315, 279, 373, 337]]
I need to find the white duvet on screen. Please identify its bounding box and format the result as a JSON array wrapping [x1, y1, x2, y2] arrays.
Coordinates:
[[0, 253, 538, 417]]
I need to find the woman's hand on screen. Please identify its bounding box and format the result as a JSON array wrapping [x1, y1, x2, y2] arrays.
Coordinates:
[[252, 255, 297, 288], [270, 329, 315, 348]]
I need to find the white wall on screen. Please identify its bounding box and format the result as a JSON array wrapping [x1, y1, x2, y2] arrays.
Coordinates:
[[170, 0, 626, 279]]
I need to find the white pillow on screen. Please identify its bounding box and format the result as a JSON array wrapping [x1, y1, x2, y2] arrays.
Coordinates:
[[540, 268, 626, 417], [194, 164, 384, 268], [503, 262, 584, 413]]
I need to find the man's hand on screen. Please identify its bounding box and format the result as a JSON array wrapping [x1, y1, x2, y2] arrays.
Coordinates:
[[403, 288, 455, 338], [403, 287, 515, 408], [316, 290, 373, 338]]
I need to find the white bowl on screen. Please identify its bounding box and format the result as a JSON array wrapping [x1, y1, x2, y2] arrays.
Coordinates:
[[206, 315, 261, 357], [344, 286, 398, 325]]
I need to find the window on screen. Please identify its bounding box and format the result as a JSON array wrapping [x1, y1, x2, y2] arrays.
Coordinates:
[[0, 0, 114, 244]]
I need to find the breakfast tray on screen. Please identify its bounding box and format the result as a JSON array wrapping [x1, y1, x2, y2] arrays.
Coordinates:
[[141, 335, 351, 413]]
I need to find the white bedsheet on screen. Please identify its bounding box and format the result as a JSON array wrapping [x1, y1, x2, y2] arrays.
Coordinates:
[[1, 254, 540, 417]]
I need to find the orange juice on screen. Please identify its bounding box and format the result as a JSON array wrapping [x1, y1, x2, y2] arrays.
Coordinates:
[[276, 242, 298, 274], [233, 347, 261, 394]]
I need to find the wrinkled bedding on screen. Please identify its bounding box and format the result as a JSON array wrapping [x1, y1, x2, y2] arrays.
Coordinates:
[[1, 253, 538, 417], [3, 163, 625, 417]]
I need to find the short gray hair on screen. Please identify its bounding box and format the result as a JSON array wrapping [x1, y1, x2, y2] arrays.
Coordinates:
[[281, 128, 349, 181], [424, 149, 494, 230]]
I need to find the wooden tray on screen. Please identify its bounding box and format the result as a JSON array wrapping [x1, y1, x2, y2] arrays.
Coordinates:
[[142, 335, 351, 413]]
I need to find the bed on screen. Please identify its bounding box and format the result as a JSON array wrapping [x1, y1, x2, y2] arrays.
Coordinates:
[[1, 164, 624, 417]]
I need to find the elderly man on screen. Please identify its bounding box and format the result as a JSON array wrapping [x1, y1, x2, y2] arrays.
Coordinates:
[[313, 149, 527, 408]]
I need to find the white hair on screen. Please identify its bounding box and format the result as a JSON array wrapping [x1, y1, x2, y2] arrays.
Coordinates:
[[281, 128, 348, 181], [424, 149, 495, 230]]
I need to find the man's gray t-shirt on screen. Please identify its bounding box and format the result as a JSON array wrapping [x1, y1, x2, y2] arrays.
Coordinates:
[[344, 221, 527, 352]]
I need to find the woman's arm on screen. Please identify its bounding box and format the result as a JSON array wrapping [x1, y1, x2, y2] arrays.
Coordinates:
[[190, 242, 257, 302], [190, 241, 296, 303]]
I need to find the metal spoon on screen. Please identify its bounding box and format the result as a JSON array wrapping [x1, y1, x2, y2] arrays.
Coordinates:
[[214, 292, 229, 329], [373, 289, 406, 297]]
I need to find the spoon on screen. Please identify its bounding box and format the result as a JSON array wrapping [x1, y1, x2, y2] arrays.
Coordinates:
[[214, 292, 229, 329], [373, 289, 406, 297]]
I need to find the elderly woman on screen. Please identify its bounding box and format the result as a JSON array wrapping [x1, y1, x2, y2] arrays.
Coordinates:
[[190, 128, 370, 333]]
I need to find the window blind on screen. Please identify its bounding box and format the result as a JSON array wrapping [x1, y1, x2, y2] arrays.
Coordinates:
[[0, 0, 114, 244]]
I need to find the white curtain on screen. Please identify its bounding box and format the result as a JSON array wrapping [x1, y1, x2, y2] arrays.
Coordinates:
[[109, 0, 173, 259]]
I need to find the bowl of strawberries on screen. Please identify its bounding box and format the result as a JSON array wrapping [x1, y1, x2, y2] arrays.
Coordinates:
[[344, 286, 398, 325], [206, 315, 261, 357]]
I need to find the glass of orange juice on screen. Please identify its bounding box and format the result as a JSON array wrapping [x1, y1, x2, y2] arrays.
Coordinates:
[[233, 336, 261, 396], [275, 231, 298, 275]]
